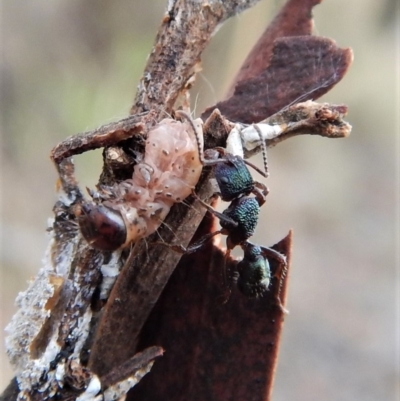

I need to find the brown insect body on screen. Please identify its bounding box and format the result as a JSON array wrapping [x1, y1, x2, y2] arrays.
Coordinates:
[[78, 203, 128, 251]]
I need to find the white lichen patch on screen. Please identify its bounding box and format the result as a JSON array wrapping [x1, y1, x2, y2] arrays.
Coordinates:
[[5, 229, 77, 392], [99, 250, 123, 300], [54, 238, 77, 276], [102, 361, 155, 401], [76, 376, 101, 401], [5, 250, 60, 386], [226, 123, 284, 158], [70, 309, 93, 359]]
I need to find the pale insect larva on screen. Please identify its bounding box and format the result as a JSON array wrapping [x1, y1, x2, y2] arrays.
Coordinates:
[[79, 116, 204, 251]]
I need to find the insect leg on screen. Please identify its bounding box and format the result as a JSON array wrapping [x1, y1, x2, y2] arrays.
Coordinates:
[[191, 191, 239, 228], [259, 244, 287, 267], [259, 243, 288, 312], [251, 182, 269, 206], [159, 229, 223, 254]]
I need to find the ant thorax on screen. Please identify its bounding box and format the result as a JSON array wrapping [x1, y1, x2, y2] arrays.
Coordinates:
[[79, 117, 204, 251]]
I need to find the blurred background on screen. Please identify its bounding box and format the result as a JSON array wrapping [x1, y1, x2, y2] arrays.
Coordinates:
[[1, 0, 398, 400]]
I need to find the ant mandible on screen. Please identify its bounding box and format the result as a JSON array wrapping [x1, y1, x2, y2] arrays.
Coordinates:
[[173, 111, 287, 301]]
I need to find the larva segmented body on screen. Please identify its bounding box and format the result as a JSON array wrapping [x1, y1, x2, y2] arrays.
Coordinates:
[[79, 117, 204, 251]]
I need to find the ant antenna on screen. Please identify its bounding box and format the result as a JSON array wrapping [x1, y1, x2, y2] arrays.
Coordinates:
[[242, 158, 268, 179], [252, 124, 269, 178], [175, 109, 205, 165]]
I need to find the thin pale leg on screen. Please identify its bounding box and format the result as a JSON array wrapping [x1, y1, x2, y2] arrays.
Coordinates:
[[158, 229, 223, 255]]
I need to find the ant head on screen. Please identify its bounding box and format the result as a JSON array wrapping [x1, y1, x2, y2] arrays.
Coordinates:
[[214, 155, 254, 202], [236, 243, 271, 298]]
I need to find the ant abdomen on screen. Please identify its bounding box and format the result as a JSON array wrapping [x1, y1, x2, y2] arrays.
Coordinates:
[[236, 244, 271, 298]]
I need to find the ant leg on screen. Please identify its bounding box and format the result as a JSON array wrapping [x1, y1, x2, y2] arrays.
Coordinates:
[[258, 244, 288, 313], [174, 109, 205, 164], [169, 143, 231, 174], [259, 245, 287, 267], [225, 121, 269, 178], [252, 182, 269, 206], [163, 229, 223, 255], [201, 147, 229, 167], [191, 191, 239, 229], [179, 115, 268, 184], [225, 124, 269, 178], [165, 191, 238, 254]]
